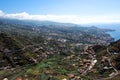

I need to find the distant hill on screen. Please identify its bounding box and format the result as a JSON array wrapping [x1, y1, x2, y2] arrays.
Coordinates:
[[0, 18, 114, 44], [0, 18, 77, 27]]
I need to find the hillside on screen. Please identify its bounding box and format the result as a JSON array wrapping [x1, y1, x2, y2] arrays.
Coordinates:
[[0, 19, 118, 80], [0, 33, 31, 68], [0, 36, 119, 80]]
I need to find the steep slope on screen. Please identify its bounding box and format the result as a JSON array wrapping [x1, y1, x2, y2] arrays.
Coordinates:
[[0, 33, 31, 68], [88, 39, 120, 80]]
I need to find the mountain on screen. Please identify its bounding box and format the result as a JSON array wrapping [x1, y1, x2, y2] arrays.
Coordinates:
[[0, 18, 114, 44], [0, 18, 77, 27], [0, 18, 118, 80]]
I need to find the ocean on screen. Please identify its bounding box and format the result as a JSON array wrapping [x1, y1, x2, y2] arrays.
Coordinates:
[[107, 30, 120, 41], [85, 24, 120, 41]]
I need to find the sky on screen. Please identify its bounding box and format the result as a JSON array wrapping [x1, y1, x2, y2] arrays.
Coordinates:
[[0, 0, 120, 24]]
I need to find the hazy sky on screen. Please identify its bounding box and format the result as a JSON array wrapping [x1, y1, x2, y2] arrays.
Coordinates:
[[0, 0, 120, 24]]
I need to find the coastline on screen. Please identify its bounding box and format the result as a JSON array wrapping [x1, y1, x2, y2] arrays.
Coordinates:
[[107, 30, 120, 41]]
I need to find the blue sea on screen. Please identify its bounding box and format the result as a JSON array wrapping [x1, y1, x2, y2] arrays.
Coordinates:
[[107, 30, 120, 41]]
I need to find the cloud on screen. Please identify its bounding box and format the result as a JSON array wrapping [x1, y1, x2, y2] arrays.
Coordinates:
[[0, 10, 5, 16], [5, 12, 30, 19], [0, 10, 120, 24]]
